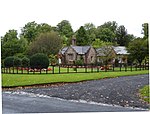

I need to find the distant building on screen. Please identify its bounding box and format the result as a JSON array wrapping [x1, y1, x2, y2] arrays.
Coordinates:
[[96, 46, 129, 65]]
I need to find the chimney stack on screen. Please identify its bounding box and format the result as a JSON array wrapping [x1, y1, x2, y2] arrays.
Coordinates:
[[72, 36, 76, 46]]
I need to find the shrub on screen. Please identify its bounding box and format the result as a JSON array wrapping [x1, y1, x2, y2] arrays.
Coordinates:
[[4, 56, 14, 67], [75, 59, 84, 66], [22, 57, 30, 67], [13, 57, 22, 67], [30, 53, 49, 69]]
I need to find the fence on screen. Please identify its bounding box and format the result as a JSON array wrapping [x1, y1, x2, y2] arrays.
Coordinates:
[[1, 63, 149, 74]]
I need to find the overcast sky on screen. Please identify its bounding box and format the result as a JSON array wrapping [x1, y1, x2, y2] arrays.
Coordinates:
[[0, 0, 149, 37]]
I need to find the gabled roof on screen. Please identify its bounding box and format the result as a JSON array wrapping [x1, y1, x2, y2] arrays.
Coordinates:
[[96, 46, 113, 56], [113, 46, 129, 55], [60, 46, 91, 55]]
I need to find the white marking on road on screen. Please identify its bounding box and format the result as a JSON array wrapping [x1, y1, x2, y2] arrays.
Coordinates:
[[3, 91, 148, 111]]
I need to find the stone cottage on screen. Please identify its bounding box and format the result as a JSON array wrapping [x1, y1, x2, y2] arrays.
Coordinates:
[[96, 46, 129, 65], [59, 37, 96, 64], [59, 46, 97, 64]]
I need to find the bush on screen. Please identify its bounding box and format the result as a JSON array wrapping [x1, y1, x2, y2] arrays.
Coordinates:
[[30, 53, 49, 69], [75, 59, 83, 66], [14, 57, 22, 67], [4, 56, 14, 67], [22, 57, 30, 67]]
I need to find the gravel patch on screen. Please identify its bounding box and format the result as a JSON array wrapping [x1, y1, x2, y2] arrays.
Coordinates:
[[4, 74, 149, 109]]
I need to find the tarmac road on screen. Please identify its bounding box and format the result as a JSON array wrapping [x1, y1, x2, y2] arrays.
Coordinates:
[[2, 91, 146, 113]]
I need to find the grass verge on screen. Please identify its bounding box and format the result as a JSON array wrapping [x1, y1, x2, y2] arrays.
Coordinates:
[[139, 85, 150, 103], [2, 70, 149, 87]]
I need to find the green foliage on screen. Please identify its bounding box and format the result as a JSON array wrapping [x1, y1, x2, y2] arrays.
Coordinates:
[[49, 54, 58, 65], [97, 28, 115, 42], [22, 57, 30, 67], [75, 59, 84, 66], [127, 38, 148, 64], [84, 23, 96, 43], [30, 53, 49, 69], [76, 26, 89, 46], [116, 25, 128, 46], [57, 20, 74, 38], [139, 85, 150, 103], [20, 21, 39, 43], [142, 23, 149, 39], [2, 29, 18, 43], [13, 57, 22, 67], [27, 31, 63, 56], [4, 56, 14, 67]]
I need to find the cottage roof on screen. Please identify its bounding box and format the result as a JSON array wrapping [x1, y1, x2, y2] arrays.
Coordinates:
[[96, 46, 113, 56], [71, 46, 91, 54], [60, 46, 91, 55], [113, 46, 129, 55]]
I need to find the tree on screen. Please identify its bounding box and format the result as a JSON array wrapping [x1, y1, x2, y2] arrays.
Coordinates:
[[22, 57, 30, 67], [20, 21, 39, 43], [27, 31, 63, 56], [4, 56, 14, 67], [76, 26, 89, 46], [37, 23, 52, 33], [30, 53, 49, 69], [57, 20, 74, 38], [57, 20, 74, 46], [1, 37, 28, 59], [83, 23, 96, 44], [116, 25, 128, 46], [127, 38, 148, 65], [96, 28, 115, 42], [2, 29, 18, 43], [96, 21, 118, 43], [142, 23, 149, 39]]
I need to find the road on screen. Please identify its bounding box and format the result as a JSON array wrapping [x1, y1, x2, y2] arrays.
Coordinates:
[[2, 74, 149, 113], [2, 91, 146, 113]]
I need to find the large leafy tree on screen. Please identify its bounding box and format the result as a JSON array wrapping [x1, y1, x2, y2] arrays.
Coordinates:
[[57, 20, 74, 46], [96, 27, 115, 42], [27, 31, 63, 56], [1, 30, 28, 59], [96, 21, 118, 43], [2, 29, 18, 43], [20, 21, 39, 43], [83, 23, 96, 44], [116, 25, 128, 46], [76, 26, 89, 46], [127, 38, 148, 65]]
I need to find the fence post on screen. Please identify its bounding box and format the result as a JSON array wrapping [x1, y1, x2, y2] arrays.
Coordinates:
[[124, 64, 127, 72], [67, 65, 69, 73], [113, 64, 115, 71], [59, 65, 60, 74], [131, 63, 132, 72], [91, 64, 93, 73], [76, 65, 77, 73], [85, 64, 87, 73], [97, 65, 99, 72], [120, 63, 122, 72], [52, 65, 54, 74]]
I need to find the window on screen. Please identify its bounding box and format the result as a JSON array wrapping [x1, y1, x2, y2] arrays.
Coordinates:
[[68, 54, 73, 60]]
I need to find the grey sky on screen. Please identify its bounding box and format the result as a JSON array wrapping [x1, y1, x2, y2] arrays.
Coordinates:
[[0, 0, 149, 37]]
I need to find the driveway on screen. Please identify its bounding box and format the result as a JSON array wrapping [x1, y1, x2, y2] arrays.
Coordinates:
[[2, 74, 149, 113]]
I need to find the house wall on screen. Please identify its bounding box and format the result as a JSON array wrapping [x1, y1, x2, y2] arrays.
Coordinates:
[[85, 47, 96, 64], [64, 47, 76, 64]]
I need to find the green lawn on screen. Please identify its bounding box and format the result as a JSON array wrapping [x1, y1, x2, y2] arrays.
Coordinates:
[[139, 85, 150, 103], [2, 70, 149, 87]]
